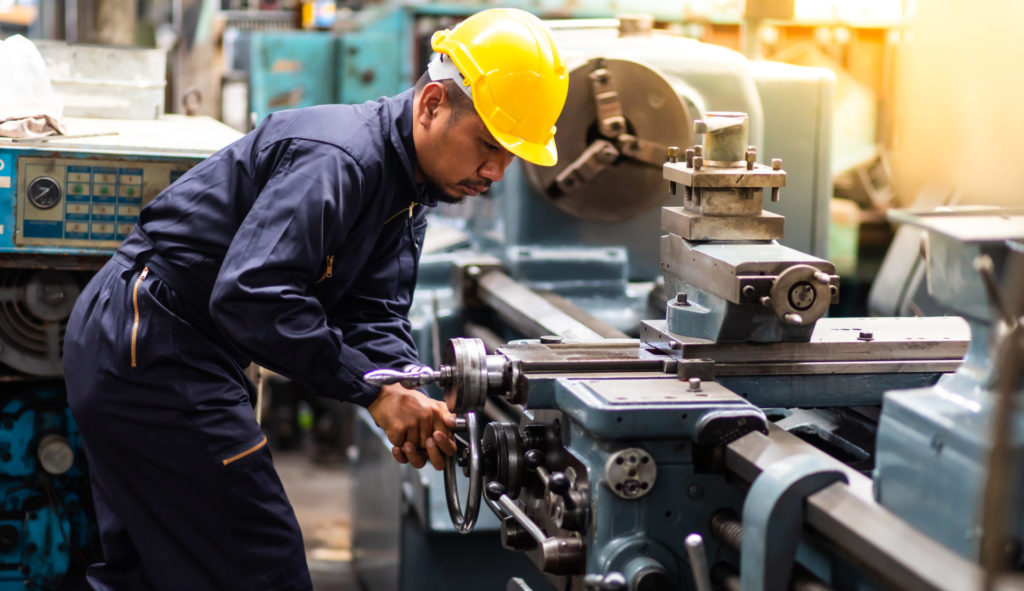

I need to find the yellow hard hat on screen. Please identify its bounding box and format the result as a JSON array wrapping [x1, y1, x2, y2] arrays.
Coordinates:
[[431, 8, 568, 167]]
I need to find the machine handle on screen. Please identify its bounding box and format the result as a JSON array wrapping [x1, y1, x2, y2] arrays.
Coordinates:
[[486, 481, 586, 575], [444, 411, 482, 534], [363, 365, 442, 389], [685, 533, 713, 591], [486, 482, 547, 545]]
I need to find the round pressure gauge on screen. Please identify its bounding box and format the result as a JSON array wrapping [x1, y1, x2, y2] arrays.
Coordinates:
[[27, 177, 62, 210]]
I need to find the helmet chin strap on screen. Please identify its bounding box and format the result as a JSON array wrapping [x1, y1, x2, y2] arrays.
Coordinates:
[[427, 54, 474, 100]]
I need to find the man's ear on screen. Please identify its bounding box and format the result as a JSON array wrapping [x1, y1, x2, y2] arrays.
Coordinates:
[[416, 82, 446, 126]]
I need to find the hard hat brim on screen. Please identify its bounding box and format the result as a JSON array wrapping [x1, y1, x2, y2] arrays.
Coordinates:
[[486, 122, 559, 167]]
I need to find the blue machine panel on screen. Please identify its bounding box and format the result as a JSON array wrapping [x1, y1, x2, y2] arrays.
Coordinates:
[[4, 153, 199, 253]]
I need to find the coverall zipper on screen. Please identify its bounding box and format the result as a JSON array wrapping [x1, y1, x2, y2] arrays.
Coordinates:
[[130, 266, 149, 368]]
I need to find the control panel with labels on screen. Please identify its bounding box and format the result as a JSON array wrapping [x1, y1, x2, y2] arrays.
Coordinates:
[[14, 157, 197, 249], [0, 115, 242, 256]]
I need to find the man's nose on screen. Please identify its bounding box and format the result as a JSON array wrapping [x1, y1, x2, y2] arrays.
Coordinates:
[[479, 151, 513, 183]]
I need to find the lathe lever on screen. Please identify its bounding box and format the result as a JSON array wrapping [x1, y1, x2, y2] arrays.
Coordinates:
[[486, 482, 585, 575]]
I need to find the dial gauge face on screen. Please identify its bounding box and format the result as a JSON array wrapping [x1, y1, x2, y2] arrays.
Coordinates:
[[27, 177, 62, 210]]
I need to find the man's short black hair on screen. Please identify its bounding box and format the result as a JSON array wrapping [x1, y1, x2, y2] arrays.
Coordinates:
[[414, 70, 476, 124]]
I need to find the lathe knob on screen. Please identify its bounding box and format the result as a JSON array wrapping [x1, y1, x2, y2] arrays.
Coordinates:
[[524, 449, 545, 472], [486, 481, 507, 501], [549, 472, 570, 496]]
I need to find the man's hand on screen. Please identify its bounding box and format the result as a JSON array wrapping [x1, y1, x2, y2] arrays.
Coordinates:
[[367, 383, 457, 470], [391, 432, 457, 470]]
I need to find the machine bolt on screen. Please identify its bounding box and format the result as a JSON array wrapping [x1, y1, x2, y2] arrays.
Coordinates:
[[688, 483, 704, 499], [772, 158, 782, 170], [693, 156, 703, 171], [675, 292, 689, 306], [540, 335, 563, 345], [741, 285, 756, 299], [688, 377, 701, 391], [759, 296, 771, 307], [667, 146, 679, 163], [466, 265, 481, 278], [685, 148, 695, 168], [745, 149, 756, 170], [694, 145, 703, 157], [784, 313, 803, 325], [858, 331, 874, 341]]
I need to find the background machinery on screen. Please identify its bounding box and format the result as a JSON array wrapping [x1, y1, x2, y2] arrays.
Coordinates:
[[0, 116, 240, 590]]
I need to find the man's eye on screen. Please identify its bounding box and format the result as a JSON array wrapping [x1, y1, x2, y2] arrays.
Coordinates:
[[482, 140, 500, 151]]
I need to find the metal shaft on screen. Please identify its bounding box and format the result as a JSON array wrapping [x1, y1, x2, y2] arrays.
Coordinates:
[[685, 534, 713, 591]]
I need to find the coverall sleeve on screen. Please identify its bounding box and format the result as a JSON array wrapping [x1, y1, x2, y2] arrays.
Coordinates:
[[209, 139, 383, 407], [327, 207, 425, 374]]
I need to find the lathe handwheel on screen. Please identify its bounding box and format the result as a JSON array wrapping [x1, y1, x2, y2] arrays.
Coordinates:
[[443, 338, 489, 413], [444, 411, 482, 534]]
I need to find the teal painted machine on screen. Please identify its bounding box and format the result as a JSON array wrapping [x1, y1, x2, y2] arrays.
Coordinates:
[[874, 209, 1024, 564], [356, 96, 1024, 590], [0, 116, 241, 590]]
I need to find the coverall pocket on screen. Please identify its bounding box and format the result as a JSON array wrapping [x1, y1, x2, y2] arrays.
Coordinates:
[[218, 438, 310, 590]]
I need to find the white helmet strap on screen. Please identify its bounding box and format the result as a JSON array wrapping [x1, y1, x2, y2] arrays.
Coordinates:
[[427, 53, 474, 100]]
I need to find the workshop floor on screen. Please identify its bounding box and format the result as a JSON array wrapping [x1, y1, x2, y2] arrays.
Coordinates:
[[275, 450, 361, 590]]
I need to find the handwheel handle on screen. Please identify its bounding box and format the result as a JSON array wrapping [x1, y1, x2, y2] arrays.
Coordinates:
[[444, 411, 481, 534]]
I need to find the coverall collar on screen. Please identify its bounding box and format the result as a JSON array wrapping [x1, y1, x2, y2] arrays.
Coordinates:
[[389, 88, 441, 208]]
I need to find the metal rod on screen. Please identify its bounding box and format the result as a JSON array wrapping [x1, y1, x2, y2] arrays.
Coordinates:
[[476, 271, 607, 341], [497, 495, 547, 545], [685, 534, 713, 591]]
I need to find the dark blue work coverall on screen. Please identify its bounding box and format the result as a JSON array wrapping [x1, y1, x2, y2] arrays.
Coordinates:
[[63, 89, 438, 591]]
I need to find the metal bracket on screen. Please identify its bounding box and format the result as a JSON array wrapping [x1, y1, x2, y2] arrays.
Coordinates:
[[551, 139, 620, 195], [740, 454, 847, 591], [589, 64, 626, 138]]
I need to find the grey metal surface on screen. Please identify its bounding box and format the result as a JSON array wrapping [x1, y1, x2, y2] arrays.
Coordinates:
[[660, 235, 834, 304], [887, 208, 1024, 243], [662, 206, 785, 241], [641, 317, 969, 364], [584, 377, 739, 404], [476, 271, 608, 342]]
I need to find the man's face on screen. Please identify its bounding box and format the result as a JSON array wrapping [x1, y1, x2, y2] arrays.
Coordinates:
[[415, 85, 515, 203]]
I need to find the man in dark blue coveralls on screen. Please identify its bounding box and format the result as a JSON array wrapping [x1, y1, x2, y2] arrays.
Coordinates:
[[61, 8, 568, 591]]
